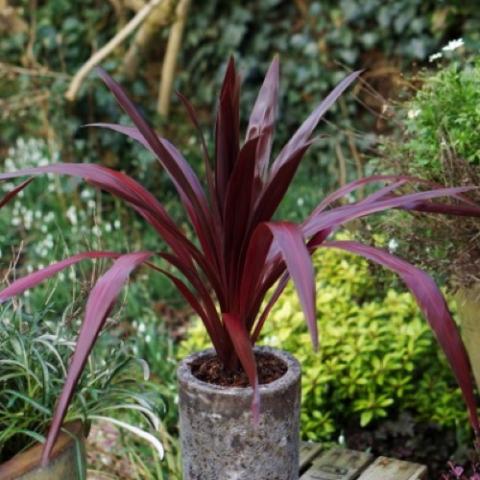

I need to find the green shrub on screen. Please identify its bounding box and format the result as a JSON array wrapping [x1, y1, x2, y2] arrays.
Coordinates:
[[397, 58, 480, 174], [0, 304, 164, 464], [371, 56, 480, 287], [179, 240, 466, 441]]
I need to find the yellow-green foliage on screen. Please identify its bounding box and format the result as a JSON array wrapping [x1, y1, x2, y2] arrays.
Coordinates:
[[179, 245, 466, 441]]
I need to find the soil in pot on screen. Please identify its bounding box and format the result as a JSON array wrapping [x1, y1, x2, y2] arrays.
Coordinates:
[[190, 351, 287, 387], [0, 421, 86, 480]]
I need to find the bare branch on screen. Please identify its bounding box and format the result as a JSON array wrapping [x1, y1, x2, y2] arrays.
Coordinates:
[[157, 0, 190, 117], [121, 0, 176, 78], [65, 0, 164, 102]]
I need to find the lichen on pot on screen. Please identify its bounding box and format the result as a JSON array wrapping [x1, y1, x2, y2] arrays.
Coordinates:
[[178, 346, 301, 480], [0, 421, 86, 480]]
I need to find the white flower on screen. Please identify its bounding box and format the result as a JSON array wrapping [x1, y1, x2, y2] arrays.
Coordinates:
[[114, 220, 121, 229], [80, 189, 93, 200], [297, 197, 304, 207], [407, 109, 420, 119], [92, 225, 101, 237], [388, 238, 399, 252], [442, 38, 464, 52], [429, 52, 443, 62], [66, 206, 78, 225]]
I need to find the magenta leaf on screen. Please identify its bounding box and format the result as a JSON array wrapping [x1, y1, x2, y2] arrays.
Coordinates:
[[271, 70, 362, 176], [241, 222, 317, 349], [223, 136, 260, 290], [0, 164, 223, 292], [251, 272, 289, 343], [252, 140, 314, 226], [223, 313, 260, 422], [86, 122, 221, 271], [0, 251, 120, 302], [215, 57, 241, 209], [303, 186, 476, 238], [95, 70, 210, 214], [246, 55, 280, 182], [40, 252, 152, 465], [0, 178, 33, 209], [319, 240, 480, 435], [175, 92, 215, 196]]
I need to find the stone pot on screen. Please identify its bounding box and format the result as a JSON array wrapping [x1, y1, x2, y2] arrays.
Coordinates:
[[0, 421, 87, 480], [456, 284, 480, 391], [178, 346, 301, 480]]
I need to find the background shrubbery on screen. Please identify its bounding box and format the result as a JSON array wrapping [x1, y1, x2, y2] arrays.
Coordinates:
[[370, 55, 480, 288]]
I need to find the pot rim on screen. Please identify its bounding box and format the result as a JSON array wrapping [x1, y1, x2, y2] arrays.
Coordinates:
[[177, 345, 300, 398], [0, 421, 85, 479]]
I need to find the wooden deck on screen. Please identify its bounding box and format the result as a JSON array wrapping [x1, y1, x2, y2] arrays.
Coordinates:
[[299, 442, 427, 479]]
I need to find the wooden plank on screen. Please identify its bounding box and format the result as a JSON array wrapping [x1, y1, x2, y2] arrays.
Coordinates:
[[300, 447, 373, 480], [299, 442, 324, 471], [357, 456, 427, 480]]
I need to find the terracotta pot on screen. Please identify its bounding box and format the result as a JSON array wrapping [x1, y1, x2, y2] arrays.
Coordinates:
[[178, 346, 301, 480], [0, 421, 87, 480], [456, 284, 480, 391]]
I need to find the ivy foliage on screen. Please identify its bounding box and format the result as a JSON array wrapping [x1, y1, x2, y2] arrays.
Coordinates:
[[180, 238, 467, 441], [2, 1, 480, 196]]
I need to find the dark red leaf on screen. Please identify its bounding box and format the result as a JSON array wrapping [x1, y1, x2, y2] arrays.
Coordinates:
[[303, 186, 476, 238], [251, 272, 289, 343], [319, 240, 480, 435], [86, 123, 220, 269], [309, 175, 422, 215], [0, 164, 223, 293], [271, 70, 362, 176], [175, 92, 215, 197], [146, 260, 227, 357], [246, 55, 280, 182], [241, 222, 317, 348], [251, 140, 314, 227], [223, 313, 259, 422], [150, 252, 226, 347], [223, 136, 260, 295], [95, 70, 209, 213], [397, 199, 480, 217], [41, 252, 152, 465], [215, 57, 240, 209], [0, 251, 119, 302], [95, 70, 222, 276], [0, 178, 33, 209]]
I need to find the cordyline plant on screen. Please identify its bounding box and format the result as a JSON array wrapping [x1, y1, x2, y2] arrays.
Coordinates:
[[1, 57, 480, 466]]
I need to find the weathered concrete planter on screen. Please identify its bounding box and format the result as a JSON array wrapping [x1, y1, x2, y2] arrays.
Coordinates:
[[178, 346, 301, 480], [0, 421, 86, 480]]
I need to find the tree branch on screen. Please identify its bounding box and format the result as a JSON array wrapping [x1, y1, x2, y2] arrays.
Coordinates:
[[65, 0, 164, 102], [157, 0, 190, 116], [120, 0, 176, 79]]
